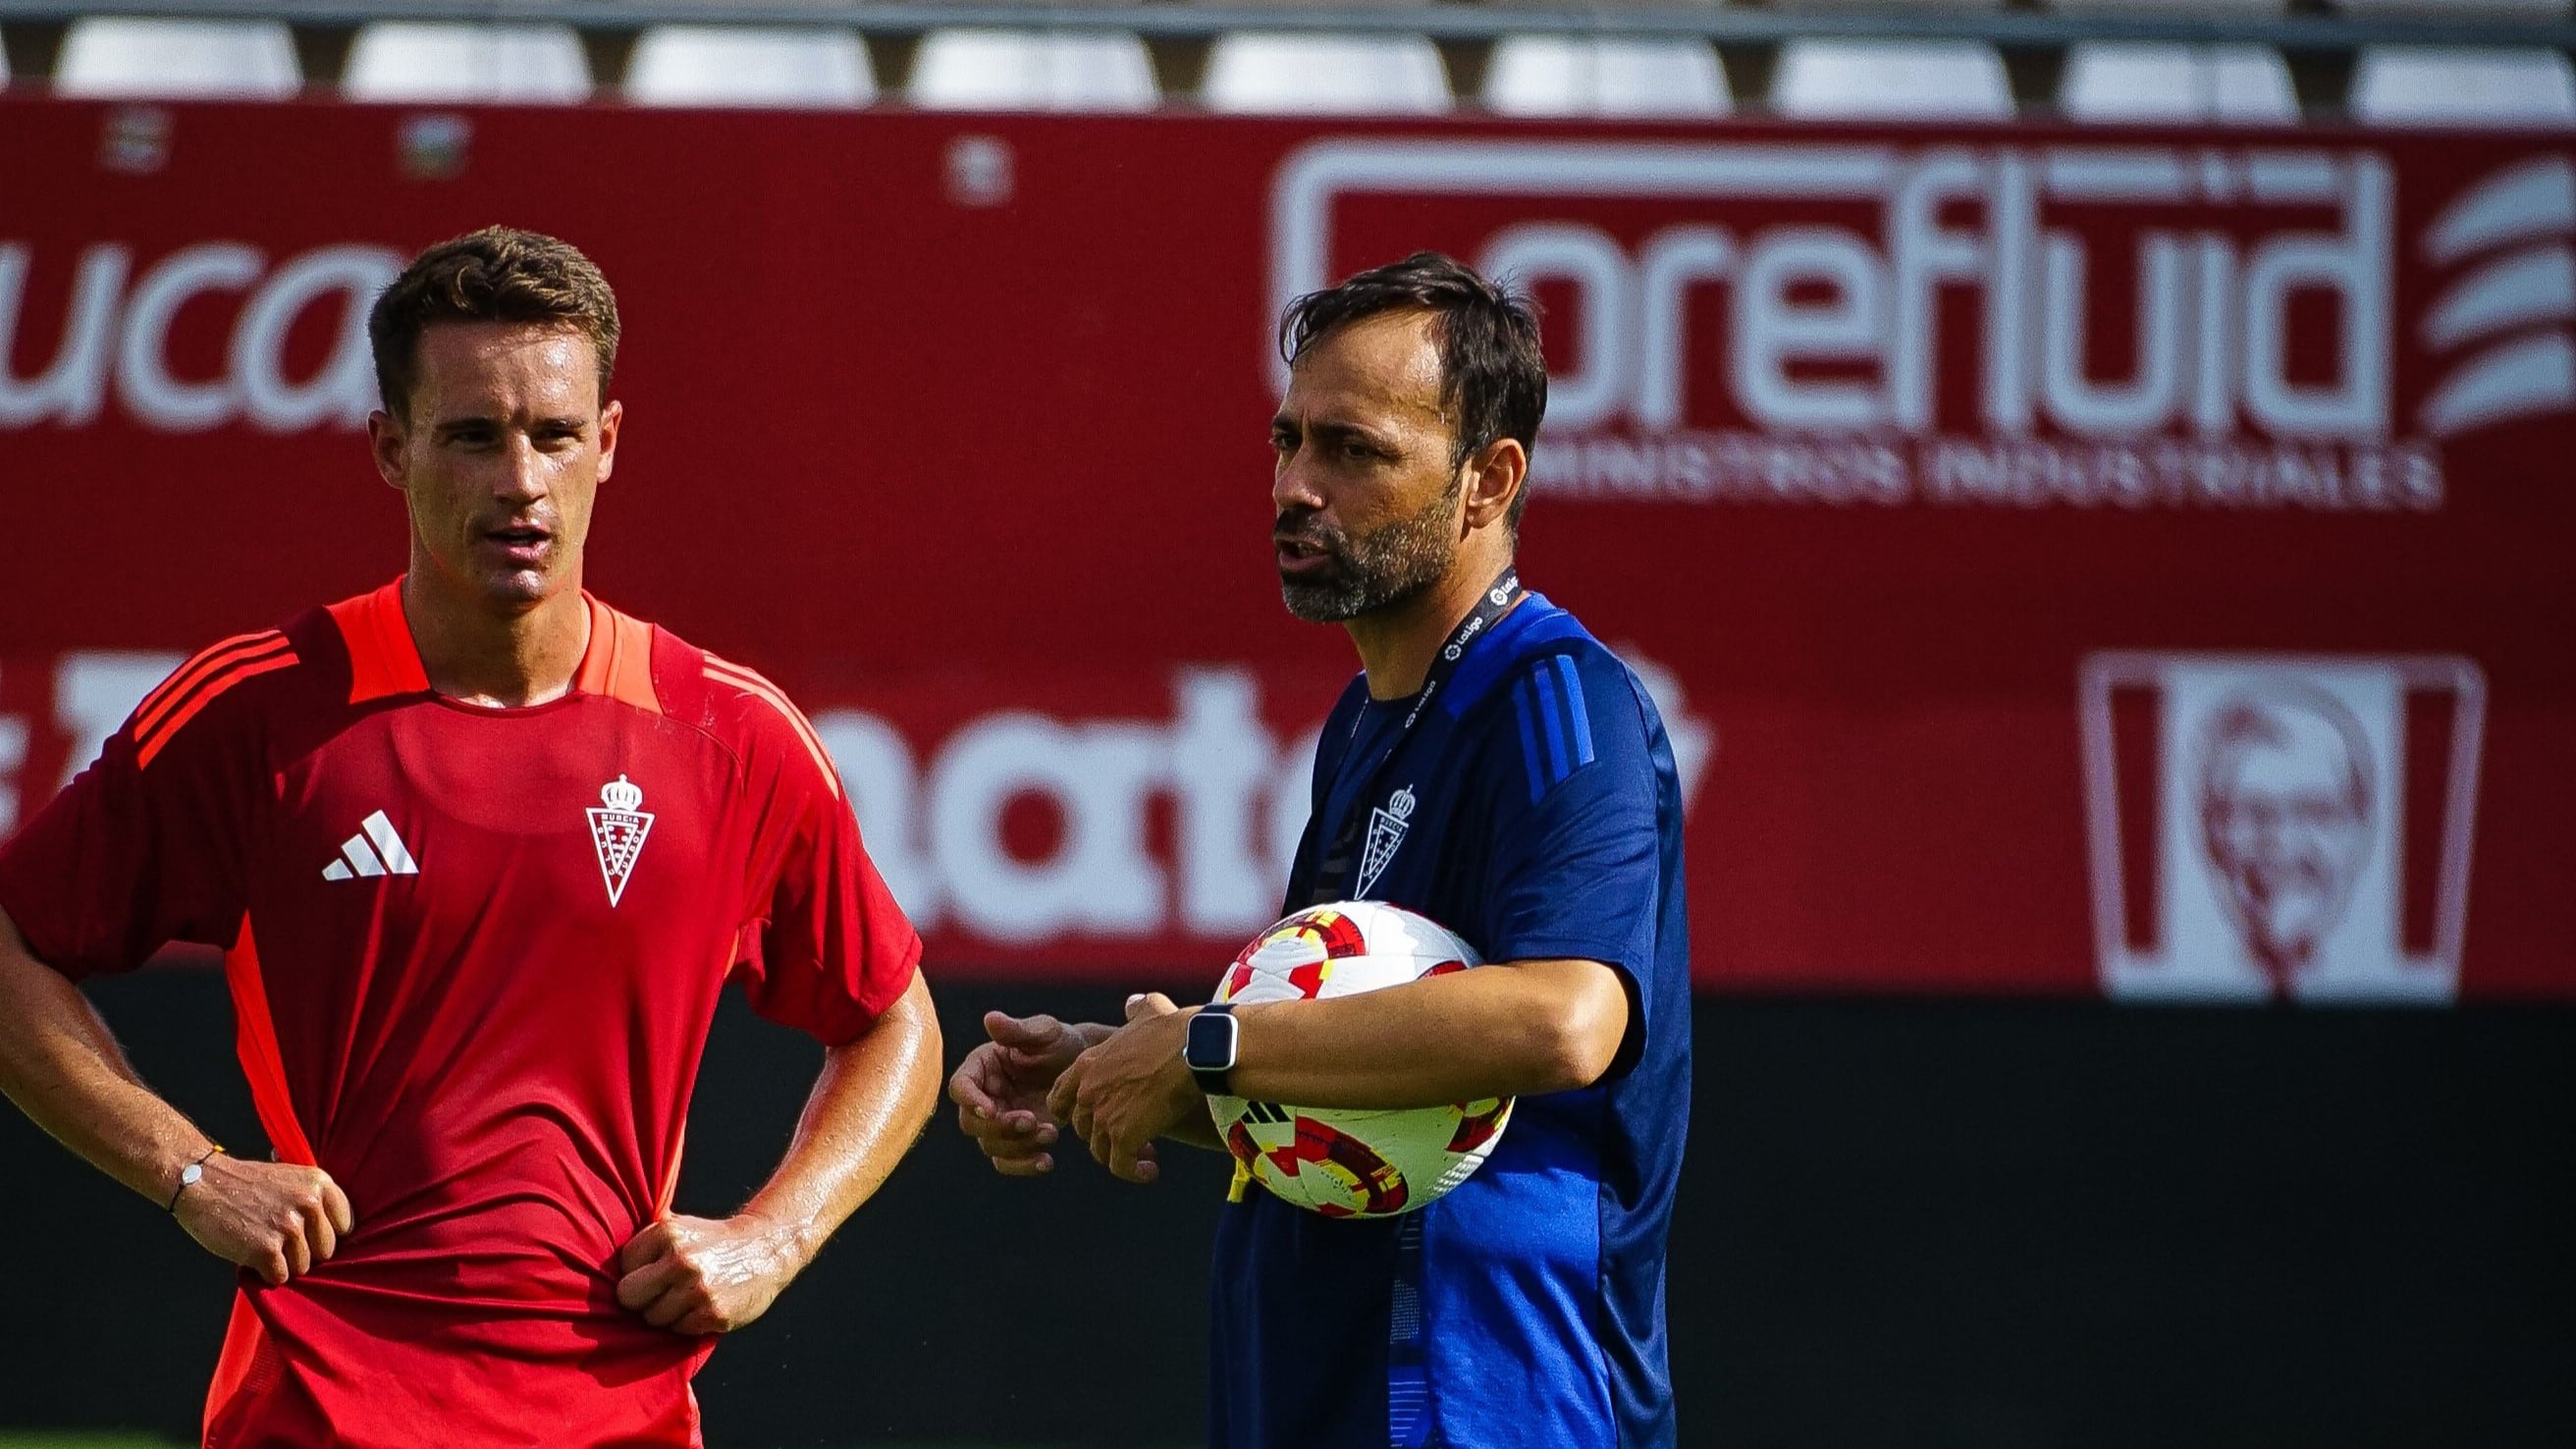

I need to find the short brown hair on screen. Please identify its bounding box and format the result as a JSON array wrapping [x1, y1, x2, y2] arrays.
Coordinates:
[[369, 227, 619, 421]]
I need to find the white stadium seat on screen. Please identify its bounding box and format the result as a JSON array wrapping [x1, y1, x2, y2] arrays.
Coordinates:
[[1766, 0, 2008, 11], [2351, 47, 2576, 125], [1483, 35, 1730, 118], [626, 27, 874, 108], [2334, 0, 2568, 16], [2048, 0, 2284, 12], [57, 18, 300, 99], [1770, 39, 2014, 119], [1202, 31, 1452, 115], [2061, 42, 2298, 123], [344, 23, 592, 104], [906, 27, 1158, 112]]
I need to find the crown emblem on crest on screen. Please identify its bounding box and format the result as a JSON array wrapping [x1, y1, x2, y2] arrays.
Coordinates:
[[1356, 784, 1418, 897], [585, 774, 656, 908]]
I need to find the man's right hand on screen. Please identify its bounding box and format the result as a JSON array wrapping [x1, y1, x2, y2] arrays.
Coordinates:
[[948, 1012, 1109, 1177], [174, 1153, 354, 1285]]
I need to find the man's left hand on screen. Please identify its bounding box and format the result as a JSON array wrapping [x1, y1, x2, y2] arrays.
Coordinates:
[[616, 1211, 806, 1336], [1047, 993, 1201, 1184]]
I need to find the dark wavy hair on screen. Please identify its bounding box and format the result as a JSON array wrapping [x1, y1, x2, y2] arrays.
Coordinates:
[[1278, 251, 1548, 534], [370, 226, 620, 421]]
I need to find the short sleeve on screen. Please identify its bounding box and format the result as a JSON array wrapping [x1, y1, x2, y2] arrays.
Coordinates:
[[0, 689, 251, 981], [1479, 649, 1667, 1068], [729, 711, 923, 1047]]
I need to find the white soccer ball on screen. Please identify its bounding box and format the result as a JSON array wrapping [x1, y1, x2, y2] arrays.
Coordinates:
[[1207, 900, 1514, 1218]]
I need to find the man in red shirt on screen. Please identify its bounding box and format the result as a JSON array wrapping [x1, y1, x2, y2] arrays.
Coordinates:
[[0, 228, 940, 1445]]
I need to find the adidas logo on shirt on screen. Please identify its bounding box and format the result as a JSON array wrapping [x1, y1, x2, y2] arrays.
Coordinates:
[[322, 810, 418, 881]]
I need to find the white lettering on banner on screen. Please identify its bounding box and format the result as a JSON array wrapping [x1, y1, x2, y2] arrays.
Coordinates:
[[0, 242, 400, 433], [1528, 432, 2444, 510], [117, 243, 263, 431], [1168, 671, 1285, 935], [0, 245, 127, 427], [1271, 141, 2576, 511], [930, 714, 1168, 943], [818, 670, 1307, 942]]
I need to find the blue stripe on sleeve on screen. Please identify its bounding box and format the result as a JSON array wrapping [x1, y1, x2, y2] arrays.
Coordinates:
[[1552, 654, 1596, 767], [1532, 664, 1571, 785], [1514, 677, 1547, 804], [1387, 1215, 1432, 1448], [1388, 1369, 1431, 1448]]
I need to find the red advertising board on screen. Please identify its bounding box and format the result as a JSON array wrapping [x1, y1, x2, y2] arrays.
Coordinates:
[[2, 99, 2568, 1000]]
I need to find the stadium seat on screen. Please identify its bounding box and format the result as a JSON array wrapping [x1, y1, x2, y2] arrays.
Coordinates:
[[343, 23, 592, 104], [1482, 35, 1731, 117], [1202, 31, 1453, 115], [56, 18, 300, 98], [626, 27, 874, 108], [2350, 47, 2576, 125], [2047, 0, 2284, 12], [906, 27, 1158, 111], [2334, 0, 2567, 16], [2060, 42, 2298, 122], [1764, 0, 2009, 11], [1769, 39, 2014, 119]]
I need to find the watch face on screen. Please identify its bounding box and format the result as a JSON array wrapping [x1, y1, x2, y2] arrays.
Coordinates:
[[1185, 1011, 1237, 1071]]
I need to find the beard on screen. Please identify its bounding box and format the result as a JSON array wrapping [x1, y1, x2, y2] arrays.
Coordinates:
[[1275, 476, 1463, 624]]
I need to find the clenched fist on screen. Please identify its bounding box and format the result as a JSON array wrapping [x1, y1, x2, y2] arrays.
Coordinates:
[[616, 1212, 806, 1337], [175, 1153, 355, 1286]]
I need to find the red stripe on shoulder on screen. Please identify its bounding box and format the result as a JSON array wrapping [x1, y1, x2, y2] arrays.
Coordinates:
[[138, 628, 282, 726], [136, 649, 298, 768], [704, 655, 842, 799]]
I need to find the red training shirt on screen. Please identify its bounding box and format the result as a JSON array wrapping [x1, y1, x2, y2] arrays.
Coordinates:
[[0, 579, 922, 1447]]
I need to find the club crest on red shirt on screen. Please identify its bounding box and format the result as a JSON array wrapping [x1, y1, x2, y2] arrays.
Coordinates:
[[586, 775, 655, 907]]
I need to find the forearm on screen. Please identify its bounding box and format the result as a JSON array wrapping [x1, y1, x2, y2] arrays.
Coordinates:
[[0, 909, 211, 1204], [741, 968, 942, 1267], [1226, 958, 1629, 1109]]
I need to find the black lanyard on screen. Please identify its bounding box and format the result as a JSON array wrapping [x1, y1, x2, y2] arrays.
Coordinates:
[[1307, 567, 1524, 903]]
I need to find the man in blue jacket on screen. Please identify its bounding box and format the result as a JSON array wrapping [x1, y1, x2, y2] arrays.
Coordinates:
[[952, 252, 1692, 1449]]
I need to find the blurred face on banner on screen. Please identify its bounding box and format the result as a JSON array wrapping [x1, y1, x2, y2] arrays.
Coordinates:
[[1268, 310, 1469, 624], [2197, 693, 2376, 977], [368, 321, 621, 613]]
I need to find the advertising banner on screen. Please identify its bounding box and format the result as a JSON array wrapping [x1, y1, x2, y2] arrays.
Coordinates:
[[3, 99, 2568, 998]]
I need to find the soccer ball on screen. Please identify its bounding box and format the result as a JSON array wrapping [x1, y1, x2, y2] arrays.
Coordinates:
[[1207, 900, 1514, 1218]]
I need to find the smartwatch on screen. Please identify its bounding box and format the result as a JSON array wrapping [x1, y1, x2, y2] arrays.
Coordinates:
[[1184, 1003, 1240, 1097]]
